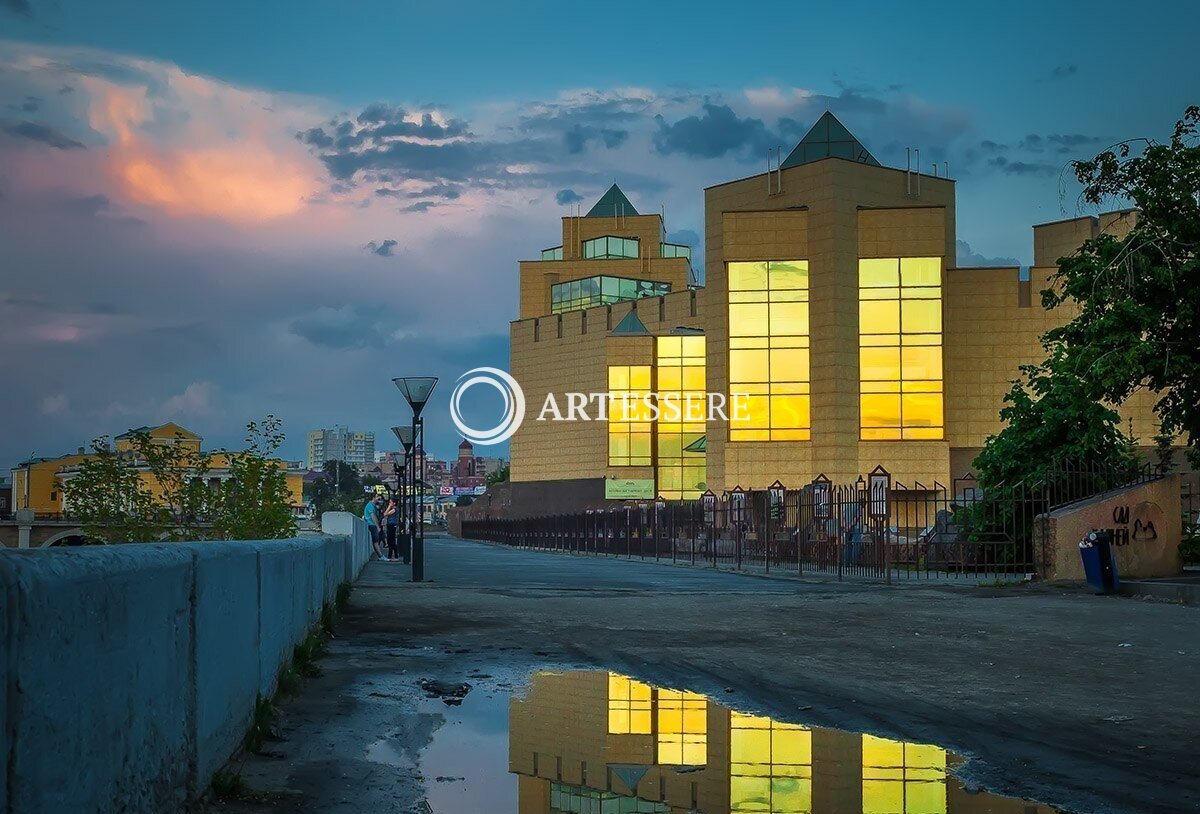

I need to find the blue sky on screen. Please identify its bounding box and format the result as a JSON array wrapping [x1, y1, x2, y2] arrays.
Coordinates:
[[0, 0, 1194, 466]]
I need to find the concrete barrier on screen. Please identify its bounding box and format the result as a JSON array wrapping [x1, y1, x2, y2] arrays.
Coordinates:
[[1035, 475, 1183, 581], [0, 518, 372, 814], [321, 511, 372, 580]]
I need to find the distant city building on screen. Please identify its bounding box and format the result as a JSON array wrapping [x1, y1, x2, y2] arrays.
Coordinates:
[[306, 426, 375, 470], [360, 443, 506, 499], [0, 474, 11, 515], [10, 422, 305, 517]]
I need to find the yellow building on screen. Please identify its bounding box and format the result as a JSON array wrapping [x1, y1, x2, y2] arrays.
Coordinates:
[[506, 112, 1162, 511], [11, 422, 305, 516], [509, 669, 1055, 813]]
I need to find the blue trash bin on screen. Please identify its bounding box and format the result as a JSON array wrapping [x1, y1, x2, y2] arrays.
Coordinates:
[[1080, 530, 1119, 594]]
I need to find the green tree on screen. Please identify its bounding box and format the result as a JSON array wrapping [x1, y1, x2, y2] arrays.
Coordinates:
[[976, 106, 1199, 488], [209, 416, 297, 540], [63, 417, 299, 543], [61, 436, 162, 544], [485, 463, 510, 485], [305, 459, 370, 514], [1045, 105, 1200, 465]]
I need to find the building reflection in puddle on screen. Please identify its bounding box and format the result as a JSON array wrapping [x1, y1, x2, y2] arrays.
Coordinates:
[[509, 670, 1056, 814]]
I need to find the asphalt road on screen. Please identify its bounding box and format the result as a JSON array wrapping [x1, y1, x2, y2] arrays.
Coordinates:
[[206, 533, 1200, 814]]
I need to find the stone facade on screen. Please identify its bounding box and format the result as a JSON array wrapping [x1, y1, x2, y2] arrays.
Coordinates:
[[507, 115, 1170, 515]]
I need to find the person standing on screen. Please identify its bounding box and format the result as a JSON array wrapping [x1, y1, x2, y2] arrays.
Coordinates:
[[364, 494, 385, 561], [383, 497, 401, 561]]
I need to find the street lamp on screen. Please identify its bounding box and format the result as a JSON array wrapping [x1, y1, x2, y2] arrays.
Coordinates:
[[391, 425, 414, 565], [393, 376, 438, 581]]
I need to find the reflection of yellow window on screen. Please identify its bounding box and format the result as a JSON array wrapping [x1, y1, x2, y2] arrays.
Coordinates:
[[730, 712, 812, 813], [657, 689, 707, 765], [728, 260, 810, 441], [859, 258, 944, 440], [656, 335, 706, 500], [609, 365, 653, 466], [607, 673, 653, 734], [862, 735, 947, 814]]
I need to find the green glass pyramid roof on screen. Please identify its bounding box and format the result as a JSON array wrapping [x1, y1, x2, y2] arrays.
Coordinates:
[[781, 111, 880, 168], [611, 309, 650, 335], [586, 184, 639, 218]]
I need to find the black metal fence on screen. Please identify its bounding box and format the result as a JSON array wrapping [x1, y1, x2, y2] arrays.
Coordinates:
[[459, 463, 1167, 583]]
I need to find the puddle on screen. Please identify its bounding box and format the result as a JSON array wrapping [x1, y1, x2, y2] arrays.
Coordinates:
[[415, 669, 1059, 813]]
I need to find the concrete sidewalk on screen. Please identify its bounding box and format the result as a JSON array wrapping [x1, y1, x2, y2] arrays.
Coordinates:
[[212, 533, 1200, 814]]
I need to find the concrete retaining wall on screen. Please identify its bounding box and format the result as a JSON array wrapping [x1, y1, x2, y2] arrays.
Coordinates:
[[0, 514, 370, 813], [1035, 475, 1183, 581]]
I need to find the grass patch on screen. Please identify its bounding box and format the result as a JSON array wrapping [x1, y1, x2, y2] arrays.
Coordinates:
[[243, 695, 275, 754], [211, 769, 245, 798], [335, 581, 353, 611], [977, 578, 1025, 588], [320, 601, 338, 637], [292, 630, 329, 678]]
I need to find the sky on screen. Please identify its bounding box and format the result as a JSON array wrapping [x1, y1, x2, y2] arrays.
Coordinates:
[[0, 0, 1195, 467]]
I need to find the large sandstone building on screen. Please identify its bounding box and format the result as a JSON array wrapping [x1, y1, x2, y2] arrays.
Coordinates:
[[506, 112, 1156, 514]]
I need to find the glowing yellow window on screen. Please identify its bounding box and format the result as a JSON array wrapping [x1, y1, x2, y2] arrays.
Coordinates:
[[608, 365, 652, 466], [859, 258, 943, 440], [862, 735, 946, 814], [656, 335, 707, 499], [730, 712, 812, 814], [607, 673, 652, 734], [728, 259, 810, 442], [657, 689, 707, 765]]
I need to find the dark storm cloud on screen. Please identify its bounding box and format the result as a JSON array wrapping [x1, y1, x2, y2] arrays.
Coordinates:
[[8, 95, 40, 112], [562, 123, 629, 154], [300, 106, 470, 158], [1, 0, 32, 18], [516, 92, 653, 139], [289, 304, 397, 349], [666, 228, 699, 248], [300, 101, 666, 199], [987, 156, 1059, 177], [555, 189, 583, 205], [404, 201, 440, 213], [297, 126, 333, 149], [1018, 133, 1105, 155], [2, 120, 85, 149], [314, 132, 540, 182], [825, 81, 889, 115], [955, 240, 1020, 268], [59, 193, 111, 215], [652, 103, 770, 159], [365, 239, 399, 257]]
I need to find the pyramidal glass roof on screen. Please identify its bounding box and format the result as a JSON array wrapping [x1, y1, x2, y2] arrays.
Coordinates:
[[611, 310, 650, 335], [780, 111, 880, 168], [586, 184, 639, 218]]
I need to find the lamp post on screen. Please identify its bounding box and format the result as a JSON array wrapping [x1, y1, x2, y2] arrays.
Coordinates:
[[393, 376, 438, 582], [391, 425, 414, 565]]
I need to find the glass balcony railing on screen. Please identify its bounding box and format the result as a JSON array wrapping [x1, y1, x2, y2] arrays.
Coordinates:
[[541, 246, 563, 261], [583, 235, 639, 260], [551, 275, 671, 314], [661, 242, 691, 260]]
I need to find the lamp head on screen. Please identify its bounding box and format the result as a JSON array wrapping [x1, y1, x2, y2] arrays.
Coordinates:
[[393, 376, 439, 417]]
